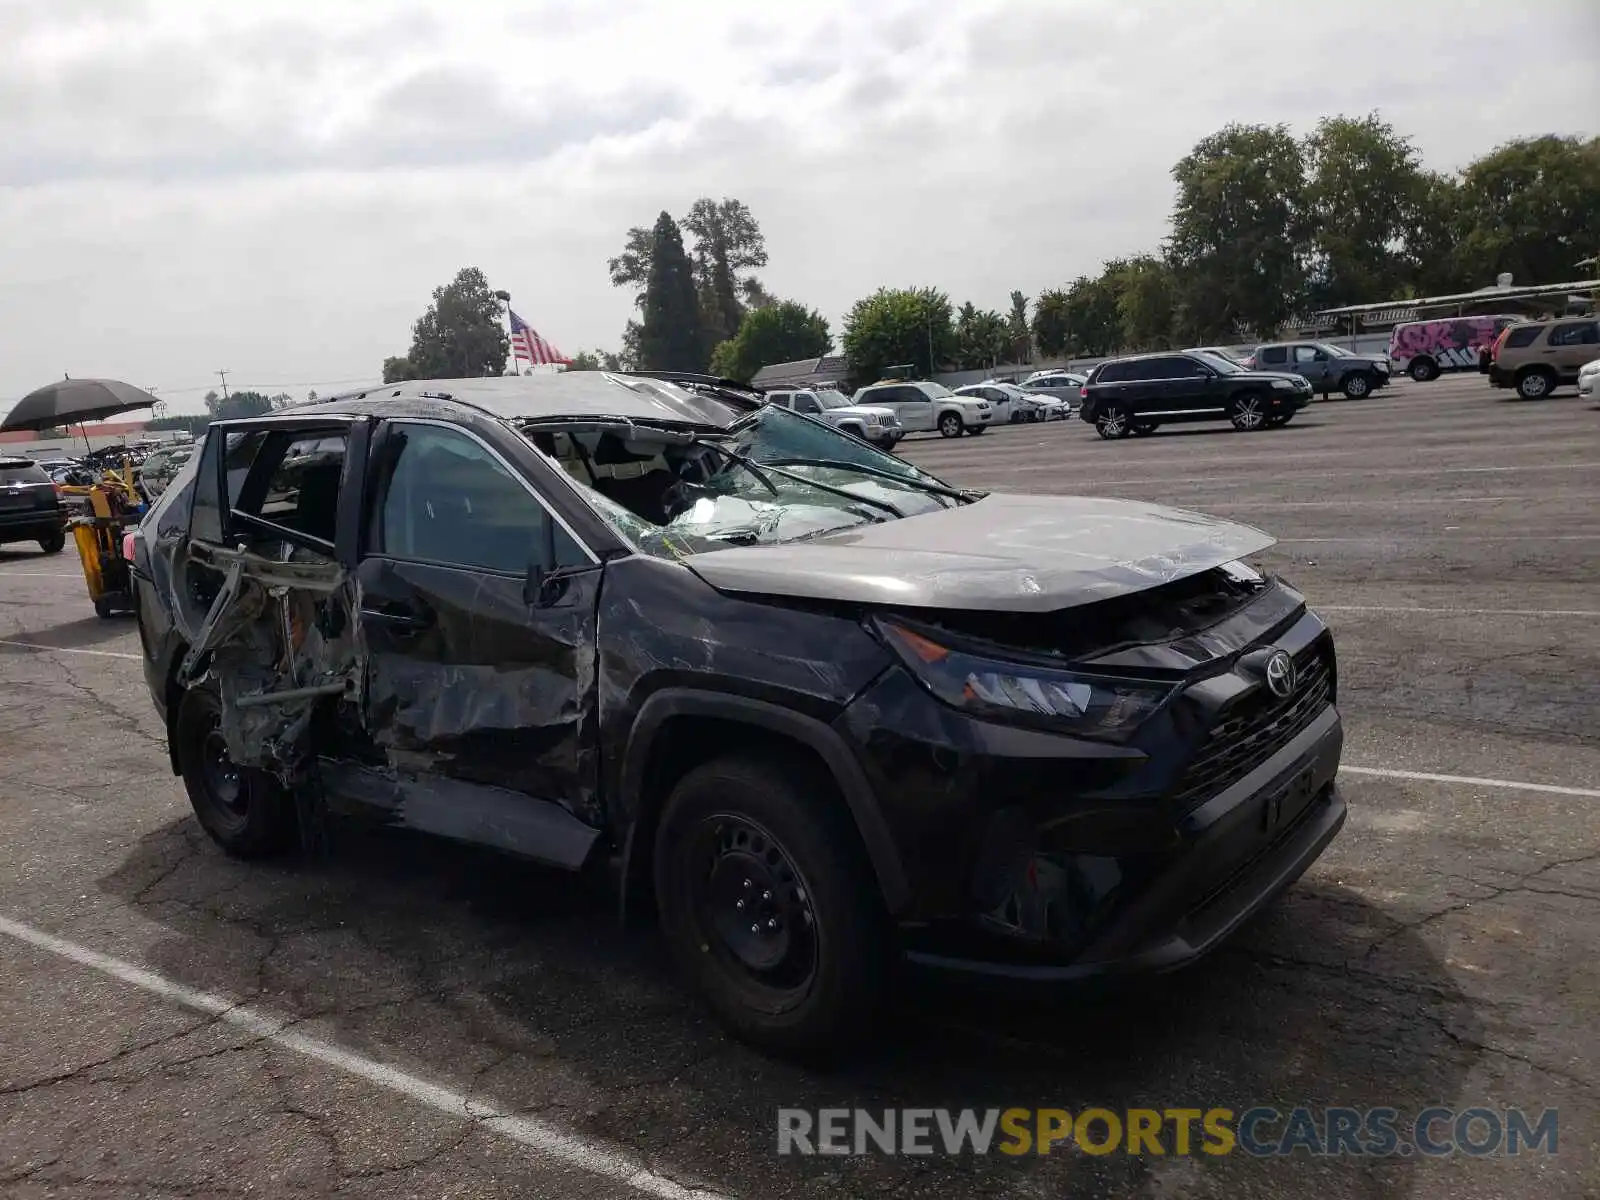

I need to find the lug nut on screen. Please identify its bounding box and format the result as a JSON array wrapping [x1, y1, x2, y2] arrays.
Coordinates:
[[750, 923, 760, 934], [767, 918, 778, 930], [762, 891, 772, 901], [735, 899, 745, 910]]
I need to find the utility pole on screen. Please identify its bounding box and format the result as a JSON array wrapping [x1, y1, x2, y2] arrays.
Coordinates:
[[216, 369, 230, 399]]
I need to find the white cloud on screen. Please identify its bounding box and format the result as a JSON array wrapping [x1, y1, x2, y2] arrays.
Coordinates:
[[1, 0, 1595, 409]]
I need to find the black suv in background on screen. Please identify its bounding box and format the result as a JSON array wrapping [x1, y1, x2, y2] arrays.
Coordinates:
[[1079, 351, 1313, 439], [0, 456, 67, 553], [129, 373, 1345, 1057]]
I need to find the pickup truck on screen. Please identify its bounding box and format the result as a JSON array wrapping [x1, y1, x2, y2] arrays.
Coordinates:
[[763, 388, 902, 449], [1248, 342, 1390, 399]]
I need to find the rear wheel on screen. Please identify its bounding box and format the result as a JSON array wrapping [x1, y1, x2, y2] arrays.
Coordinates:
[[938, 412, 964, 438], [654, 755, 888, 1058], [1516, 368, 1554, 400], [1409, 357, 1439, 383], [1229, 392, 1269, 431], [175, 685, 297, 858], [1341, 372, 1372, 399], [1095, 402, 1132, 439], [37, 530, 65, 554]]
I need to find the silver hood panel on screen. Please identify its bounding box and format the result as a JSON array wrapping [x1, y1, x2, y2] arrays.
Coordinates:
[[682, 493, 1275, 612]]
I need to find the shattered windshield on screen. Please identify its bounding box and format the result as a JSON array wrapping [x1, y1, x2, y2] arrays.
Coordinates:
[[524, 406, 963, 561]]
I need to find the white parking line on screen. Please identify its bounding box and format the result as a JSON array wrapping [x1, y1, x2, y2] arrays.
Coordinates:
[[0, 571, 82, 578], [0, 914, 727, 1200], [1319, 605, 1600, 618], [1341, 766, 1600, 799], [0, 639, 140, 660]]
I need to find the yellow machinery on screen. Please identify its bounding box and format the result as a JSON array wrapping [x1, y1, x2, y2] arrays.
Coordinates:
[[63, 463, 142, 618]]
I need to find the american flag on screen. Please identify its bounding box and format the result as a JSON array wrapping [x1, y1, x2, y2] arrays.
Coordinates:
[[509, 310, 570, 366]]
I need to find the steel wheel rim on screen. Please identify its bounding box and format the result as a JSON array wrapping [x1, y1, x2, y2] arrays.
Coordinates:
[[200, 722, 248, 823], [1348, 376, 1369, 396], [1100, 410, 1126, 436], [1234, 397, 1264, 428], [940, 415, 961, 437], [1523, 375, 1548, 397], [687, 813, 818, 995]]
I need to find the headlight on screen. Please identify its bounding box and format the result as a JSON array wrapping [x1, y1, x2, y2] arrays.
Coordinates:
[[877, 619, 1176, 739], [1271, 379, 1295, 389]]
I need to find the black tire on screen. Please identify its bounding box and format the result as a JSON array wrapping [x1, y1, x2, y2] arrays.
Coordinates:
[[1131, 421, 1159, 436], [38, 530, 66, 554], [1409, 357, 1439, 383], [937, 411, 964, 438], [653, 754, 889, 1058], [1228, 392, 1269, 431], [175, 685, 297, 858], [1341, 372, 1372, 399], [1095, 402, 1132, 439], [93, 596, 116, 619], [1266, 411, 1295, 428], [967, 425, 987, 436], [837, 424, 864, 443], [1516, 369, 1554, 400]]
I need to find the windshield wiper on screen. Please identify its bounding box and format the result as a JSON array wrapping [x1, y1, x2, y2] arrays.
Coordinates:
[[691, 439, 904, 519], [761, 457, 980, 504]]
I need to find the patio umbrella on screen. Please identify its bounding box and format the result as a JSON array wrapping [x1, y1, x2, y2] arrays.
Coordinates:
[[1, 378, 160, 451]]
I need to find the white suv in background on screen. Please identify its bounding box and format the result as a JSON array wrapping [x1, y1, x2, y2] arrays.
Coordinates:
[[851, 380, 993, 438], [763, 388, 902, 449]]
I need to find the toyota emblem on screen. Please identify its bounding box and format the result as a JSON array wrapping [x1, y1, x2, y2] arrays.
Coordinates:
[[1265, 650, 1296, 699]]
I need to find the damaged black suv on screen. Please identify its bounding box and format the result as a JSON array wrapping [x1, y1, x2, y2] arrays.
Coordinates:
[[130, 373, 1346, 1055]]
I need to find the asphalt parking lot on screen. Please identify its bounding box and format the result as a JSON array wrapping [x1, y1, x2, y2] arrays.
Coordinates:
[[1, 372, 1596, 1199]]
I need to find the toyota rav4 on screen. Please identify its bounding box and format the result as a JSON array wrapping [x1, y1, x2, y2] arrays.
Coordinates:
[[130, 372, 1346, 1057]]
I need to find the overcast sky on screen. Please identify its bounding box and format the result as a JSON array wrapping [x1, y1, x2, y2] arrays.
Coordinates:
[[2, 0, 1596, 413]]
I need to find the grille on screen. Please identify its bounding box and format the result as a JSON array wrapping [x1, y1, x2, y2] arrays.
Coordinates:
[[1172, 639, 1333, 811]]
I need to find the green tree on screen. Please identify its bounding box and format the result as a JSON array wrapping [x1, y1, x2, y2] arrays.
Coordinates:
[[268, 392, 294, 409], [1061, 271, 1124, 356], [1007, 290, 1031, 363], [708, 300, 831, 382], [1168, 123, 1309, 339], [381, 355, 414, 384], [1456, 135, 1600, 285], [637, 212, 706, 371], [1302, 113, 1427, 308], [682, 197, 770, 348], [1112, 256, 1176, 350], [954, 302, 1011, 369], [1403, 172, 1472, 296], [209, 390, 273, 420], [1032, 289, 1070, 357], [405, 267, 509, 379], [607, 225, 655, 308], [842, 287, 955, 383], [566, 350, 602, 371]]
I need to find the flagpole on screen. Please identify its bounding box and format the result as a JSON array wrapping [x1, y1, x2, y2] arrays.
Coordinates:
[[493, 289, 513, 376]]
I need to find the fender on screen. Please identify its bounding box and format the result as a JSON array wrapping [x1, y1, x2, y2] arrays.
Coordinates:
[[617, 688, 911, 917]]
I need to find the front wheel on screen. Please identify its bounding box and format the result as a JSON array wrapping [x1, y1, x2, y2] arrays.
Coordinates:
[[38, 530, 65, 554], [1095, 402, 1132, 439], [1516, 369, 1554, 400], [1229, 392, 1268, 431], [1409, 357, 1439, 383], [654, 755, 889, 1058], [1342, 372, 1372, 399], [937, 412, 964, 438], [175, 685, 297, 858]]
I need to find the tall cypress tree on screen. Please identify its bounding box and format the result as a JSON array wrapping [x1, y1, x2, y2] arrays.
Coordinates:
[[638, 212, 705, 371]]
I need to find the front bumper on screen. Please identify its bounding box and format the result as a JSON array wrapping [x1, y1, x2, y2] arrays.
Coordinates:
[[836, 602, 1345, 981]]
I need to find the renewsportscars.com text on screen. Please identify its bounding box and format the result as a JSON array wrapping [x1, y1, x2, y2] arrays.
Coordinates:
[[776, 1106, 1559, 1158]]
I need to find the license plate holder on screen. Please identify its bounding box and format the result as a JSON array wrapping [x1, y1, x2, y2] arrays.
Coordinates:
[[1260, 764, 1318, 838]]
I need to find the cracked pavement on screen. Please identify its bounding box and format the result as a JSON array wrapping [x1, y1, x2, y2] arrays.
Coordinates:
[[0, 375, 1597, 1197]]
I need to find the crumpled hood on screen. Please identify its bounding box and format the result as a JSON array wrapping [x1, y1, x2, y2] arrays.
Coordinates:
[[682, 492, 1275, 612]]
